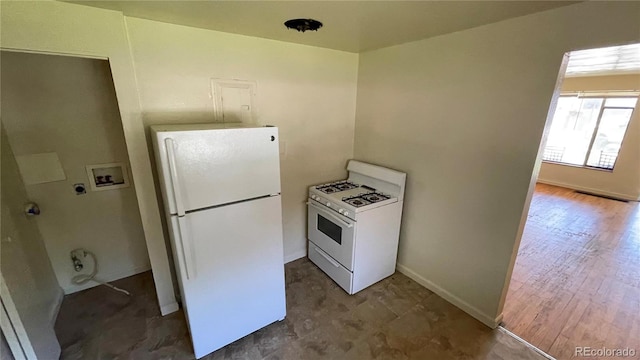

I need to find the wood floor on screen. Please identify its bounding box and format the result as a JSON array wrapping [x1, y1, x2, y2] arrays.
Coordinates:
[[503, 183, 639, 359]]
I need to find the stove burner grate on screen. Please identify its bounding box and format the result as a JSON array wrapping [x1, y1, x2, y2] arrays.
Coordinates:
[[316, 180, 359, 194], [342, 192, 390, 207], [343, 197, 372, 207], [318, 186, 339, 194], [361, 192, 390, 203]]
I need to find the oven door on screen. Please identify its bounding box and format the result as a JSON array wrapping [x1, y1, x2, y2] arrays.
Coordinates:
[[307, 200, 356, 271]]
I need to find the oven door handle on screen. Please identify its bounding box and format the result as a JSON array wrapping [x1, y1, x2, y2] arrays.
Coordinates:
[[307, 201, 354, 228]]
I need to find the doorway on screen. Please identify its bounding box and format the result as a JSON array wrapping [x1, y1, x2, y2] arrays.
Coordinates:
[[502, 43, 640, 359], [1, 51, 150, 358]]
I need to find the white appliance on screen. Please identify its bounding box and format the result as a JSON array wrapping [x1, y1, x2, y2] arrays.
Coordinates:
[[151, 123, 286, 359], [307, 160, 406, 294]]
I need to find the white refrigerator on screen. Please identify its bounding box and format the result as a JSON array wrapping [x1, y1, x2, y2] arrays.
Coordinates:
[[151, 123, 286, 359]]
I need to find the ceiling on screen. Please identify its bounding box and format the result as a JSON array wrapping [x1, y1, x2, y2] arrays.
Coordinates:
[[66, 1, 580, 53]]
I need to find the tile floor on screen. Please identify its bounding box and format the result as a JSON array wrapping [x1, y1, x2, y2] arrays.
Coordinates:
[[55, 258, 551, 359]]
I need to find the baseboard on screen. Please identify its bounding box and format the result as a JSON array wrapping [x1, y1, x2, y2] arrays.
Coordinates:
[[160, 302, 180, 316], [62, 264, 151, 294], [284, 249, 307, 264], [396, 263, 501, 329], [536, 179, 638, 201], [49, 286, 64, 326]]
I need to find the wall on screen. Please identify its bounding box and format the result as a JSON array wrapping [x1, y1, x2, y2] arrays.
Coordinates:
[[1, 125, 63, 358], [538, 74, 640, 200], [353, 1, 640, 326], [0, 0, 177, 314], [1, 51, 150, 293], [125, 17, 359, 262]]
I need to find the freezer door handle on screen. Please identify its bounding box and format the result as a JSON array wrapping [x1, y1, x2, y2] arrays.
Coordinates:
[[165, 138, 186, 216], [177, 216, 197, 279]]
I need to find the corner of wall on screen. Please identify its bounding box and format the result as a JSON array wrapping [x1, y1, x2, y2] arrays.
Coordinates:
[[49, 286, 65, 326], [396, 263, 501, 328]]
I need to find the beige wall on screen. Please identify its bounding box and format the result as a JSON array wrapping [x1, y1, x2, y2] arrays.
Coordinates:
[[1, 125, 62, 358], [0, 0, 177, 314], [0, 1, 358, 316], [125, 17, 358, 262], [538, 74, 640, 200], [354, 1, 640, 326], [1, 51, 150, 293]]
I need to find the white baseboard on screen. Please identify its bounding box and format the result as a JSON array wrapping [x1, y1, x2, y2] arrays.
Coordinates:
[[396, 263, 502, 329], [284, 249, 307, 264], [62, 264, 151, 294], [160, 302, 180, 316], [536, 179, 638, 201]]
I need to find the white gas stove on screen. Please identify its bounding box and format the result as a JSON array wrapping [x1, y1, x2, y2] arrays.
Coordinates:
[[307, 160, 406, 294]]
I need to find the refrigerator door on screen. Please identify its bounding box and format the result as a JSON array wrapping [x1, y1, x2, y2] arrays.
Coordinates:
[[169, 195, 286, 359], [154, 126, 281, 214]]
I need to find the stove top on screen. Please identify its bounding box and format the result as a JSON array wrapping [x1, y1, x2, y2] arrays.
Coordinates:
[[310, 179, 398, 219]]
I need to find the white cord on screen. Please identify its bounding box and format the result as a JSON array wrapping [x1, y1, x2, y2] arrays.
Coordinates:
[[71, 250, 131, 296]]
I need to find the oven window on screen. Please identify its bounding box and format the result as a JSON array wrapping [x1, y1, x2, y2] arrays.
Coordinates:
[[317, 214, 342, 245]]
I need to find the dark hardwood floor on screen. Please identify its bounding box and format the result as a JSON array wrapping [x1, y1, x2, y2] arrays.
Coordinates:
[[503, 183, 639, 359]]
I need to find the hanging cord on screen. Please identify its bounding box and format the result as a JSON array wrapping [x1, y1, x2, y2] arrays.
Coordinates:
[[71, 249, 131, 296]]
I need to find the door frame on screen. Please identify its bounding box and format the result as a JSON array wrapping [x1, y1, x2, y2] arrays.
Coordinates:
[[0, 1, 178, 316], [496, 53, 570, 316], [0, 271, 37, 360]]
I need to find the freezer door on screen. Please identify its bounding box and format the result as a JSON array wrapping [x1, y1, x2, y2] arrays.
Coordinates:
[[170, 195, 286, 359], [154, 126, 281, 214]]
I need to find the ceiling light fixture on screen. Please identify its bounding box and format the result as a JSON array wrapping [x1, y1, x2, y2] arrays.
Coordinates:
[[284, 18, 323, 33]]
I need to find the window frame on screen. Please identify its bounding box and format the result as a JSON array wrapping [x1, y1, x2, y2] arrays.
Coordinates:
[[542, 93, 637, 171]]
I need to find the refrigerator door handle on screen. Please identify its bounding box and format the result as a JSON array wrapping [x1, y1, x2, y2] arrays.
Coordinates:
[[165, 138, 186, 216], [176, 216, 197, 280]]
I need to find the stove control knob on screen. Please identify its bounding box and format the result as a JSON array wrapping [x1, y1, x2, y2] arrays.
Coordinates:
[[344, 211, 349, 216], [339, 209, 344, 214], [326, 202, 331, 207], [311, 195, 317, 200]]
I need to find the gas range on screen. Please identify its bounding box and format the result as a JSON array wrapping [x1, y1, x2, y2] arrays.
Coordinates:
[[306, 160, 407, 295], [308, 180, 398, 220]]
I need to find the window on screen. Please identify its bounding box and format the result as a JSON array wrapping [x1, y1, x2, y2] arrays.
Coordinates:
[[543, 95, 637, 170]]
